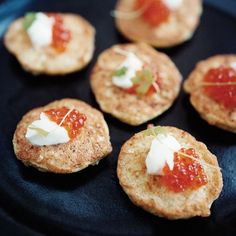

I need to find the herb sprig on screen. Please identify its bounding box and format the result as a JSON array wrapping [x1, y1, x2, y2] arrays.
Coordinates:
[[132, 68, 155, 95], [113, 66, 128, 77], [23, 12, 36, 30]]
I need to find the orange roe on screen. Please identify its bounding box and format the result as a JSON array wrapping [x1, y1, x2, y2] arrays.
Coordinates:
[[134, 0, 170, 26], [160, 148, 208, 192], [44, 107, 86, 139], [203, 66, 236, 109], [47, 13, 71, 52]]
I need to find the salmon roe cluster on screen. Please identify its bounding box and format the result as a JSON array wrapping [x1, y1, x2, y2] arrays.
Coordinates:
[[160, 148, 208, 192], [44, 107, 86, 139], [134, 0, 170, 26], [47, 13, 71, 52], [203, 66, 236, 109]]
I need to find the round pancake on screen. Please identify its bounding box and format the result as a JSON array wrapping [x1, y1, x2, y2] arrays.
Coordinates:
[[13, 98, 112, 173], [4, 13, 95, 75], [184, 55, 236, 133], [115, 0, 202, 48], [90, 43, 182, 126], [117, 126, 223, 219]]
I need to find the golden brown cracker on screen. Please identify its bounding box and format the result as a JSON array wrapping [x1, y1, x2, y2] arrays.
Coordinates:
[[4, 13, 95, 75], [117, 126, 223, 219], [90, 43, 182, 125], [184, 55, 236, 133], [115, 0, 202, 48], [13, 98, 112, 173]]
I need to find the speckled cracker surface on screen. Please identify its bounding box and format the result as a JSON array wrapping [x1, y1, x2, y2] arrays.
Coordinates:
[[115, 0, 202, 48], [117, 126, 223, 219], [90, 43, 182, 125], [13, 98, 112, 173], [184, 55, 236, 133], [4, 14, 95, 75]]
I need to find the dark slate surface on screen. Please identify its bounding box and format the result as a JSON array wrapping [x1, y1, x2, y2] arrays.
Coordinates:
[[0, 0, 235, 235]]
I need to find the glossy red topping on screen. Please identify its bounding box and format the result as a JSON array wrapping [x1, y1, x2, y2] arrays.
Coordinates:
[[160, 148, 208, 192], [203, 66, 236, 109], [47, 13, 71, 52], [134, 0, 170, 26], [44, 107, 86, 139]]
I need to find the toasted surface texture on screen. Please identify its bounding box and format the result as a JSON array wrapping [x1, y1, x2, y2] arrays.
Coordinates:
[[13, 98, 112, 173], [4, 13, 95, 75], [117, 126, 223, 219], [115, 0, 202, 48], [184, 55, 236, 133], [90, 43, 182, 125]]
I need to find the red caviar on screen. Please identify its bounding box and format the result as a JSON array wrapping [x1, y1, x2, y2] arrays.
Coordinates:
[[160, 148, 207, 192], [44, 107, 86, 139], [47, 13, 71, 52], [203, 66, 236, 109], [134, 0, 170, 26]]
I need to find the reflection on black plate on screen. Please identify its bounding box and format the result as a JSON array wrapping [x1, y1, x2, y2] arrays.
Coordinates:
[[0, 0, 235, 235]]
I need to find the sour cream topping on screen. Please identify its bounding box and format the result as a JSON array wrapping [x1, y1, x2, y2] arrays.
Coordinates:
[[112, 52, 143, 89], [27, 12, 54, 48], [230, 62, 236, 70], [163, 0, 183, 11], [145, 133, 181, 175], [25, 112, 70, 146]]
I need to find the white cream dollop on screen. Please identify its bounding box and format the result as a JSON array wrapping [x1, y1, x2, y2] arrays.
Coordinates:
[[145, 133, 181, 175], [27, 12, 54, 48], [163, 0, 183, 11], [25, 112, 70, 146], [230, 62, 236, 70], [112, 52, 143, 89]]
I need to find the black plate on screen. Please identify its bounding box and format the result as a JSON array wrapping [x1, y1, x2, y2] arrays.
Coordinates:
[[0, 0, 236, 235]]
